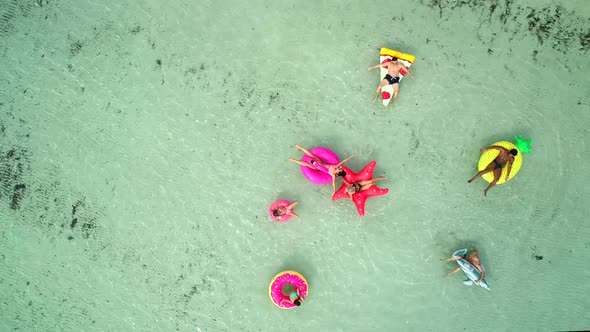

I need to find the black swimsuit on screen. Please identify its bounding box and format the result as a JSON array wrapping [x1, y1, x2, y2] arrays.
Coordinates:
[[384, 74, 400, 85], [351, 182, 362, 193], [494, 160, 503, 169]]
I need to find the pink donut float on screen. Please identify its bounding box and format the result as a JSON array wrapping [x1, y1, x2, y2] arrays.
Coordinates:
[[300, 147, 340, 185], [269, 271, 309, 309], [269, 200, 293, 222]]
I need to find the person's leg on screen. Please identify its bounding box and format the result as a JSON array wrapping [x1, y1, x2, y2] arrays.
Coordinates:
[[440, 257, 461, 262], [294, 144, 325, 166], [288, 211, 300, 218], [287, 201, 298, 210], [468, 162, 495, 183], [446, 267, 462, 276], [392, 83, 400, 99], [483, 168, 502, 196], [371, 79, 390, 103], [359, 176, 387, 189], [295, 144, 315, 158], [288, 157, 319, 171]]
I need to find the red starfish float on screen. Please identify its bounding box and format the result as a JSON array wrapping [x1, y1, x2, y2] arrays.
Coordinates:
[[332, 161, 389, 217]]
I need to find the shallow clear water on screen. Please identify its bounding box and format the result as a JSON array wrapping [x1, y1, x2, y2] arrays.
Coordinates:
[[1, 0, 589, 331]]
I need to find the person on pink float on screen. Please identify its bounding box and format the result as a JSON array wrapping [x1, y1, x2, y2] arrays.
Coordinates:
[[342, 176, 388, 200], [271, 201, 299, 221], [279, 284, 305, 307], [288, 144, 355, 191]]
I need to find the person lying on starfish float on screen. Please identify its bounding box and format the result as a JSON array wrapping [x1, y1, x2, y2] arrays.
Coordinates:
[[332, 161, 389, 217], [272, 201, 299, 221], [288, 144, 355, 192], [342, 176, 387, 200]]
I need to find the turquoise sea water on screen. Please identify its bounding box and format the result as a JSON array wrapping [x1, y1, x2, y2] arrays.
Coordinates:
[[1, 0, 589, 331]]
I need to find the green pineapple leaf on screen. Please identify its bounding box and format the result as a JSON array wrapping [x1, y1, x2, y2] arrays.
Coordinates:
[[514, 135, 533, 154]]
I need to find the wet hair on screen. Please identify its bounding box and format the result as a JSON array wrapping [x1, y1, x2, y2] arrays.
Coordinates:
[[391, 56, 398, 61], [272, 210, 281, 217], [346, 184, 359, 194], [510, 149, 518, 156], [293, 299, 301, 306], [336, 170, 347, 177]]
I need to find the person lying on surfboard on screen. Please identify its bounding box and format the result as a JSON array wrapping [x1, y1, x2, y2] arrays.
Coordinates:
[[368, 57, 415, 107], [342, 176, 387, 200], [288, 144, 355, 192], [440, 250, 485, 284], [468, 146, 518, 196]]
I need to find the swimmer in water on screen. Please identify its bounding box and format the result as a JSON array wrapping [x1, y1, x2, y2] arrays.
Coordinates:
[[468, 146, 518, 196], [279, 285, 305, 307], [272, 201, 299, 221], [368, 56, 415, 108], [342, 176, 387, 200], [440, 250, 485, 284], [288, 144, 355, 192]]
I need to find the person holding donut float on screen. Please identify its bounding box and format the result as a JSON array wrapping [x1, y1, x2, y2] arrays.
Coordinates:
[[468, 145, 517, 196], [269, 271, 308, 309], [342, 176, 388, 200], [270, 201, 299, 222], [279, 285, 305, 307], [288, 144, 355, 191]]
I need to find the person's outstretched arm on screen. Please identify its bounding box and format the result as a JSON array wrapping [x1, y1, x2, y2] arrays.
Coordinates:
[[336, 154, 355, 167], [490, 146, 508, 153], [368, 63, 385, 71], [505, 159, 513, 181], [403, 66, 415, 79]]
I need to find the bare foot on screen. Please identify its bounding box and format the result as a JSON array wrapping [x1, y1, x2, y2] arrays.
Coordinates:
[[468, 179, 473, 183], [371, 97, 377, 104], [295, 144, 302, 149], [483, 190, 488, 197]]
